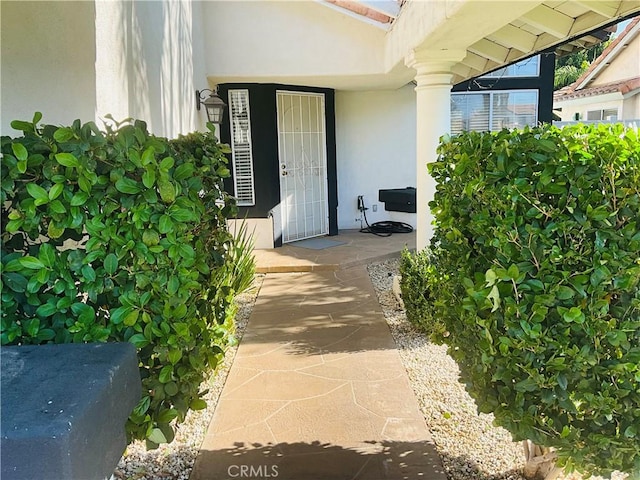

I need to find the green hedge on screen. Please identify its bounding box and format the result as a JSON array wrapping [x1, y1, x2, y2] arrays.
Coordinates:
[[402, 124, 640, 476], [0, 114, 252, 446]]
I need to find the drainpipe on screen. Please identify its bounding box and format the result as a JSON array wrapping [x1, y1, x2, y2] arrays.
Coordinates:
[[406, 49, 466, 251]]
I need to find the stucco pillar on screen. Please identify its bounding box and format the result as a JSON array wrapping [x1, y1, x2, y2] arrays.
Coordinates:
[[406, 49, 466, 251]]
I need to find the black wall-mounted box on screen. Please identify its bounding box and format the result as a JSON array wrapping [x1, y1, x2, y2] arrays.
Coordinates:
[[378, 187, 416, 213]]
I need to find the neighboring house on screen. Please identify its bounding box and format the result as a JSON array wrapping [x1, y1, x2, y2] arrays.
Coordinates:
[[2, 1, 638, 250], [554, 17, 640, 124]]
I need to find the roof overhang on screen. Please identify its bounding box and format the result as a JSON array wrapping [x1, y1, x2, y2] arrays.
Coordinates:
[[387, 1, 640, 85]]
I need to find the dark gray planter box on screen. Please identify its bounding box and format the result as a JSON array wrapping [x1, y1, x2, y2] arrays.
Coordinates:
[[1, 342, 141, 480]]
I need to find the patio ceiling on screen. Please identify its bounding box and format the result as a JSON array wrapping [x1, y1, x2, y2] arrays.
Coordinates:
[[388, 1, 640, 84]]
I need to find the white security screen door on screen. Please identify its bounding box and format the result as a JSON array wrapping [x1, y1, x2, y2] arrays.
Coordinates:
[[276, 91, 329, 243]]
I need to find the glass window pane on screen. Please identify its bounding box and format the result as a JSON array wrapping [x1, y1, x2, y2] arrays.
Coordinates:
[[451, 93, 490, 134], [491, 91, 538, 130], [483, 55, 539, 78]]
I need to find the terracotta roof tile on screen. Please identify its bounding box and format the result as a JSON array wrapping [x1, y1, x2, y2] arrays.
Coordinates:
[[554, 77, 640, 101], [325, 0, 393, 24]]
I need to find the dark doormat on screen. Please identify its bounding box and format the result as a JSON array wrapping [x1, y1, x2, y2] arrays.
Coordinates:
[[289, 238, 346, 250]]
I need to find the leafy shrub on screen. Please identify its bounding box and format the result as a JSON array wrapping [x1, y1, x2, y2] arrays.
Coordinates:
[[0, 113, 251, 447], [410, 124, 639, 476], [399, 248, 447, 339]]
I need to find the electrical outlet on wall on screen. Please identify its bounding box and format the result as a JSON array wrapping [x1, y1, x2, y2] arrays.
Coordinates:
[[372, 204, 377, 212]]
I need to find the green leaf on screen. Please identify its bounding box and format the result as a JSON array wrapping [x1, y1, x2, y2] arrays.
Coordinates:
[[515, 377, 538, 392], [38, 243, 56, 268], [174, 163, 195, 181], [36, 302, 58, 317], [141, 146, 155, 166], [48, 183, 64, 201], [562, 307, 585, 324], [110, 306, 131, 325], [159, 156, 174, 170], [104, 253, 118, 275], [557, 374, 568, 390], [167, 276, 180, 295], [115, 178, 142, 195], [53, 127, 75, 142], [36, 329, 56, 341], [590, 265, 611, 287], [128, 333, 149, 348], [10, 120, 34, 132], [48, 200, 66, 214], [47, 221, 65, 239], [78, 176, 91, 193], [177, 243, 195, 260], [556, 286, 575, 300], [157, 408, 178, 424], [24, 318, 40, 337], [159, 215, 173, 234], [123, 309, 140, 327], [170, 208, 196, 222], [190, 399, 207, 410], [168, 349, 182, 364], [70, 191, 89, 206], [158, 179, 175, 203], [147, 428, 167, 445], [159, 365, 173, 383], [485, 269, 497, 286], [142, 168, 156, 189], [19, 256, 44, 270], [142, 230, 160, 246], [17, 160, 27, 174], [12, 142, 28, 161], [26, 183, 49, 204], [4, 273, 28, 292], [164, 382, 179, 397], [81, 265, 96, 282], [55, 152, 79, 167]]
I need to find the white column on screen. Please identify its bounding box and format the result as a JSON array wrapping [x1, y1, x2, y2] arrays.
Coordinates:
[[405, 49, 466, 251]]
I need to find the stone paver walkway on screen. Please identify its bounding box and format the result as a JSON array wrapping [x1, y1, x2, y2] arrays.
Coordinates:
[[192, 232, 445, 480]]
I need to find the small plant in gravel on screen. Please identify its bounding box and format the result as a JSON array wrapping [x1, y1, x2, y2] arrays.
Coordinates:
[[402, 124, 640, 478], [0, 113, 255, 447]]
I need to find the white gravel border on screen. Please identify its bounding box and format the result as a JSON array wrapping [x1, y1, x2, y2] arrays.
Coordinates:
[[367, 259, 527, 480]]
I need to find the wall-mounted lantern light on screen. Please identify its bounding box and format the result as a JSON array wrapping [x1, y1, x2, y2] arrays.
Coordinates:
[[196, 87, 227, 124]]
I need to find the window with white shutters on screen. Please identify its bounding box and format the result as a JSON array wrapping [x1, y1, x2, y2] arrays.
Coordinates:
[[451, 90, 538, 134], [228, 89, 255, 206]]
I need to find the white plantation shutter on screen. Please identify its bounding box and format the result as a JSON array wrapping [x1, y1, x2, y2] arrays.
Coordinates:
[[451, 90, 538, 134], [228, 90, 255, 206], [451, 93, 490, 134]]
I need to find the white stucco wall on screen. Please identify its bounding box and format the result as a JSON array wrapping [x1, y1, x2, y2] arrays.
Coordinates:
[[335, 85, 417, 231], [2, 0, 205, 138], [622, 92, 640, 119], [1, 1, 97, 135], [556, 93, 625, 122], [95, 0, 206, 137], [201, 1, 403, 90], [592, 35, 639, 86]]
